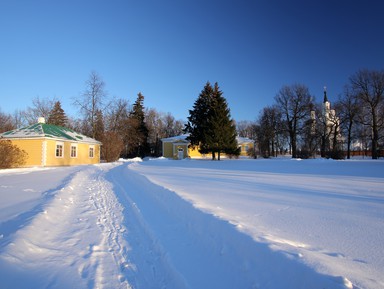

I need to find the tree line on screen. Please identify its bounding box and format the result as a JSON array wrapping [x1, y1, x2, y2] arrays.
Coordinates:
[[1, 69, 383, 161], [0, 71, 184, 162], [237, 69, 384, 160]]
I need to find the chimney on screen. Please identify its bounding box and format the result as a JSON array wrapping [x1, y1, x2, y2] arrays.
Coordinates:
[[38, 117, 46, 124]]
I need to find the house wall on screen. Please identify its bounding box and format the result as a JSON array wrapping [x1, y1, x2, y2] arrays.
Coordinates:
[[8, 138, 100, 167], [44, 140, 100, 166], [162, 139, 255, 159], [238, 142, 253, 156], [174, 144, 189, 159], [9, 139, 43, 166], [163, 142, 190, 159], [162, 142, 174, 158], [188, 146, 205, 158]]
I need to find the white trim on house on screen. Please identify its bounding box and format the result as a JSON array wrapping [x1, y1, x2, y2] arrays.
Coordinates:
[[42, 140, 47, 166]]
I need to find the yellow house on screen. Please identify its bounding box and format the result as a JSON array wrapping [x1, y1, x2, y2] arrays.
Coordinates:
[[161, 134, 254, 159], [0, 118, 101, 167]]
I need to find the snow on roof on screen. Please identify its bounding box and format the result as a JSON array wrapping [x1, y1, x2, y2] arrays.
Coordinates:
[[236, 136, 254, 144], [1, 123, 101, 144], [161, 134, 190, 142]]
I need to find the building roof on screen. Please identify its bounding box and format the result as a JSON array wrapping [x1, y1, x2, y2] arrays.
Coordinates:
[[161, 134, 190, 143], [161, 134, 254, 144], [1, 122, 101, 145]]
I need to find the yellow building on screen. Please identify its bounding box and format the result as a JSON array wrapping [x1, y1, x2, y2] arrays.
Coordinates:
[[161, 134, 254, 159], [0, 118, 101, 167]]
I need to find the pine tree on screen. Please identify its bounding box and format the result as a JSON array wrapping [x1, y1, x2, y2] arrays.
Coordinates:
[[185, 82, 239, 160], [126, 93, 150, 158], [184, 82, 214, 155], [47, 101, 67, 127], [205, 83, 239, 160]]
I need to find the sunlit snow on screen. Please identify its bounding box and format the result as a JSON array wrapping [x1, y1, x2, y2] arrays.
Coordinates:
[[0, 158, 383, 289]]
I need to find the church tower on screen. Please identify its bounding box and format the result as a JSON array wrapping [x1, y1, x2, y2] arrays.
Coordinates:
[[323, 86, 331, 113], [322, 86, 341, 153]]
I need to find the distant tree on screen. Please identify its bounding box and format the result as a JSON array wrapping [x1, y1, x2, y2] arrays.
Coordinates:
[[144, 109, 184, 157], [236, 120, 256, 139], [257, 106, 282, 158], [275, 84, 313, 158], [349, 69, 384, 159], [145, 108, 162, 156], [161, 112, 184, 138], [0, 110, 15, 133], [105, 98, 130, 133], [73, 71, 109, 139], [94, 109, 105, 142], [101, 131, 124, 162], [125, 93, 150, 158], [47, 101, 67, 126], [12, 110, 26, 129], [0, 140, 28, 168], [23, 96, 57, 125]]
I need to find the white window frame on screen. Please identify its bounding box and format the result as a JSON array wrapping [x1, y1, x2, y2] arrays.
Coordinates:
[[70, 143, 78, 158], [55, 142, 64, 158], [89, 145, 95, 158]]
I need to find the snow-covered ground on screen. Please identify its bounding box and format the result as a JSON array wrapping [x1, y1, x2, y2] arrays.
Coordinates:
[[0, 158, 383, 289]]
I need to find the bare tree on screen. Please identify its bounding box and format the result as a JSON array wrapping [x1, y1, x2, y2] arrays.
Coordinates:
[[101, 131, 124, 162], [0, 110, 15, 133], [73, 71, 109, 139], [257, 106, 283, 157], [349, 69, 384, 159], [337, 87, 361, 159], [23, 96, 58, 125], [105, 98, 130, 133], [275, 84, 313, 158]]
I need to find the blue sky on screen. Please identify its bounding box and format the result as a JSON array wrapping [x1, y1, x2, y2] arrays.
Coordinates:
[[1, 0, 383, 122]]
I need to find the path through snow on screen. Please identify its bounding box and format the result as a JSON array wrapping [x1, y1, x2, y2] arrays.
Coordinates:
[[0, 165, 131, 289], [0, 159, 382, 289]]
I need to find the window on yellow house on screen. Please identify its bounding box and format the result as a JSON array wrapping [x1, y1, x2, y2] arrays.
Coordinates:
[[70, 144, 77, 158], [89, 146, 94, 158], [56, 142, 64, 157]]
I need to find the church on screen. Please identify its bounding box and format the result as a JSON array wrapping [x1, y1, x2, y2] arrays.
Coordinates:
[[322, 87, 342, 152]]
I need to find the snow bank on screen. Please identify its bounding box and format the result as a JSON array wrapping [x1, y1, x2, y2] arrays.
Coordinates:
[[129, 158, 384, 289]]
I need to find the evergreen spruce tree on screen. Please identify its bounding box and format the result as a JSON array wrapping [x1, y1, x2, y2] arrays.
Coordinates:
[[185, 82, 239, 160], [127, 93, 150, 158], [184, 82, 214, 155], [205, 83, 239, 160], [47, 101, 67, 126]]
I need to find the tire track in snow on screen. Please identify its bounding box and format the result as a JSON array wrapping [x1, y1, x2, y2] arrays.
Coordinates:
[[107, 164, 189, 289]]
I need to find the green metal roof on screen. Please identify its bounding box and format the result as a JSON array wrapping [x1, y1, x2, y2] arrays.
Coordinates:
[[1, 123, 101, 144]]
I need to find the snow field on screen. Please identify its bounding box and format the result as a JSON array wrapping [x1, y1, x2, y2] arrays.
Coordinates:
[[0, 158, 383, 289]]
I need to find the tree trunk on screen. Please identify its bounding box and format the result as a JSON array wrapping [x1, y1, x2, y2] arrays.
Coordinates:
[[291, 132, 297, 158], [372, 111, 378, 159], [347, 121, 352, 159]]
